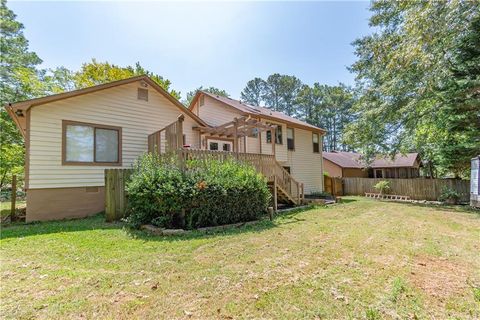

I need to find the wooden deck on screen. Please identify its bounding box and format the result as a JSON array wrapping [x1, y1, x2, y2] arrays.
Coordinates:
[[105, 148, 306, 221], [176, 149, 305, 209]]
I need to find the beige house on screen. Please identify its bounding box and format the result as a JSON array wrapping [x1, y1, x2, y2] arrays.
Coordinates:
[[323, 151, 422, 179], [189, 91, 326, 193], [7, 76, 326, 222]]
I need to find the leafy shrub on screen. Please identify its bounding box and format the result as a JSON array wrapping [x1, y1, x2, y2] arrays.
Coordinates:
[[125, 153, 190, 228], [438, 186, 460, 203], [374, 180, 390, 195], [125, 153, 271, 229], [186, 158, 271, 228]]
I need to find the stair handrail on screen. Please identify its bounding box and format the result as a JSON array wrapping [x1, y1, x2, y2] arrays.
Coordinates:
[[272, 159, 302, 204], [171, 148, 304, 204]]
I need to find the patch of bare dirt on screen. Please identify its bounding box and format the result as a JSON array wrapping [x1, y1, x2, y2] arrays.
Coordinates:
[[409, 255, 470, 300]]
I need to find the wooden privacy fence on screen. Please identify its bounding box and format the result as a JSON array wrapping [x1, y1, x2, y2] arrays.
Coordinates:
[[105, 169, 132, 222], [343, 177, 470, 201], [324, 176, 343, 196]]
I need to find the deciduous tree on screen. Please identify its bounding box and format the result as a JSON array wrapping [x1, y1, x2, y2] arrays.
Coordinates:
[[344, 1, 479, 177], [184, 86, 229, 106]]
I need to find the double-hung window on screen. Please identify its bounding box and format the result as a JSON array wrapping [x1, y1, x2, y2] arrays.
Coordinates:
[[266, 124, 283, 144], [312, 133, 320, 153], [287, 128, 294, 150], [63, 120, 121, 165]]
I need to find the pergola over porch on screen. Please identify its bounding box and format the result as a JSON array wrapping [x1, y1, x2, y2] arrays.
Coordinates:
[[193, 116, 278, 155], [146, 115, 304, 209]]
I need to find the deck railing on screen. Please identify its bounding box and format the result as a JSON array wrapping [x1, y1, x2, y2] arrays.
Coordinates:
[[176, 148, 303, 204], [148, 115, 184, 155], [105, 148, 304, 221], [146, 116, 303, 207]]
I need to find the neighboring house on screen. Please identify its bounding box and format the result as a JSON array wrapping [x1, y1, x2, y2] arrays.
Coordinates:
[[6, 76, 326, 222], [323, 151, 422, 179]]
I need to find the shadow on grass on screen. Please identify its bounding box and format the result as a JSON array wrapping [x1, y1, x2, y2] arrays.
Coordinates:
[[0, 213, 123, 240], [0, 205, 320, 241], [337, 198, 358, 204], [126, 219, 279, 242], [128, 205, 322, 242]]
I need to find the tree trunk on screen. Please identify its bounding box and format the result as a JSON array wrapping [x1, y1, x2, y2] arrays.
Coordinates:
[[0, 171, 7, 190], [428, 161, 434, 179]]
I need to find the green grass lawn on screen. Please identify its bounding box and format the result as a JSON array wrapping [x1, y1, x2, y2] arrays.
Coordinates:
[[0, 200, 26, 218], [1, 197, 479, 319]]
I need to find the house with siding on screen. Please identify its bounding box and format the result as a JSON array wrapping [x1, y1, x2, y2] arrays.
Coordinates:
[[323, 151, 422, 179], [6, 76, 326, 222]]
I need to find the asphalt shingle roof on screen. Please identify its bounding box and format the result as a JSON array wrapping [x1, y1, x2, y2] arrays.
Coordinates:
[[323, 151, 420, 168]]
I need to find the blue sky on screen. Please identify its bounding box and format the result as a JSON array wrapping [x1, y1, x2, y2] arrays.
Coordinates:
[[11, 1, 372, 100]]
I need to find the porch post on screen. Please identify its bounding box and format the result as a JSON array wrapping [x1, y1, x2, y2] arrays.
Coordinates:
[[243, 135, 247, 153], [176, 114, 184, 150], [258, 117, 263, 154], [233, 118, 239, 155], [271, 127, 276, 157], [258, 131, 262, 154]]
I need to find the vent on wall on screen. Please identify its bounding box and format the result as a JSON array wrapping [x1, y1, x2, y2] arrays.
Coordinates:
[[137, 88, 148, 101]]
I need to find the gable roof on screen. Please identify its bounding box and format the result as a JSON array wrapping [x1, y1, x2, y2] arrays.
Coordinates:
[[6, 75, 207, 138], [323, 152, 363, 168], [323, 151, 420, 169], [189, 91, 326, 134]]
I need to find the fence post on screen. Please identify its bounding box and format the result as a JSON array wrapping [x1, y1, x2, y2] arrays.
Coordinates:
[[273, 175, 278, 213], [296, 181, 300, 204], [177, 149, 185, 172], [10, 174, 16, 219], [300, 183, 304, 204], [176, 114, 184, 149], [105, 169, 114, 222]]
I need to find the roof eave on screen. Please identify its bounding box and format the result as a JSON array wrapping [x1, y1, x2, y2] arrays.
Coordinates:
[[7, 75, 208, 128], [5, 104, 26, 139]]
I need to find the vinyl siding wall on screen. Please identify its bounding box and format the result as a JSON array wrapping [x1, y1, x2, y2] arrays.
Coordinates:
[[286, 128, 324, 193], [197, 95, 243, 126], [198, 97, 322, 192], [29, 81, 200, 189], [258, 120, 288, 162]]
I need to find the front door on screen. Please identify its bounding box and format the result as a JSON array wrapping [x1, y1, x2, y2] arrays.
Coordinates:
[[208, 139, 233, 152]]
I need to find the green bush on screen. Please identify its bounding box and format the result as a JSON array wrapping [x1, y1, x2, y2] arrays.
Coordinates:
[[125, 153, 190, 228], [186, 159, 271, 228], [374, 180, 390, 195], [125, 153, 271, 229], [438, 186, 460, 203]]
